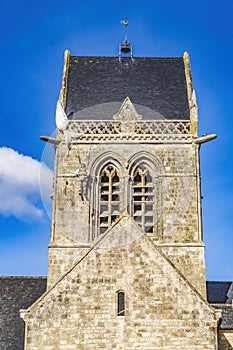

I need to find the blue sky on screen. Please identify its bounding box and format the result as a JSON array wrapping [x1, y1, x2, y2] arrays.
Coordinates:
[[0, 0, 232, 280]]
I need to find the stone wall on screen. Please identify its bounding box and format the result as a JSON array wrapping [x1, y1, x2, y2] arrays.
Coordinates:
[[48, 139, 205, 296], [47, 247, 90, 289], [23, 226, 217, 350], [161, 245, 206, 298]]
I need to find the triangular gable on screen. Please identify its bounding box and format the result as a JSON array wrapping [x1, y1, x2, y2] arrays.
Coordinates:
[[21, 213, 215, 318], [22, 217, 220, 349], [113, 97, 142, 121]]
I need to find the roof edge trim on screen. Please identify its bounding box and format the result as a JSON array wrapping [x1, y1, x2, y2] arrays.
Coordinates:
[[183, 52, 198, 136], [147, 236, 216, 313], [59, 50, 70, 109]]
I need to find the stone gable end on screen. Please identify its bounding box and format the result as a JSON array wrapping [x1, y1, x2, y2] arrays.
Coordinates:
[[22, 217, 217, 350]]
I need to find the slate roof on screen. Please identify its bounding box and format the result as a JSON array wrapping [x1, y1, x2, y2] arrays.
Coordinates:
[[206, 281, 233, 330], [206, 281, 233, 304], [0, 276, 47, 350], [65, 56, 190, 120]]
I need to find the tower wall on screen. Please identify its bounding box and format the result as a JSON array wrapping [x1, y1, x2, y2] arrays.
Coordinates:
[[48, 135, 206, 297]]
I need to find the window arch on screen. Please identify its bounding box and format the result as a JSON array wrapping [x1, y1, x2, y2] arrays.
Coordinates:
[[131, 166, 154, 233], [90, 151, 161, 241], [99, 164, 120, 235]]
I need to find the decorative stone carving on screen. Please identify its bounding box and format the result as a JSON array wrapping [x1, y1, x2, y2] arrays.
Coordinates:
[[77, 163, 88, 201], [190, 89, 198, 122], [113, 96, 142, 121], [59, 50, 70, 109], [65, 120, 191, 142]]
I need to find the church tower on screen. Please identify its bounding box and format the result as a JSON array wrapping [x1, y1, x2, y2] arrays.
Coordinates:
[[21, 50, 220, 349], [47, 51, 207, 295]]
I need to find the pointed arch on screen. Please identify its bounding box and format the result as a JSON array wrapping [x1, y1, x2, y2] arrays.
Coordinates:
[[90, 151, 125, 178], [89, 152, 124, 239], [128, 152, 163, 237], [99, 163, 121, 235], [127, 151, 163, 176]]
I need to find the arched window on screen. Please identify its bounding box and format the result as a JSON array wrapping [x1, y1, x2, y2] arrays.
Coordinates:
[[117, 291, 125, 316], [132, 167, 154, 233], [90, 152, 160, 240], [99, 165, 120, 235]]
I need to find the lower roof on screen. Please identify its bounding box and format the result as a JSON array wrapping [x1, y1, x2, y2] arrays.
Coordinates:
[[0, 276, 47, 350]]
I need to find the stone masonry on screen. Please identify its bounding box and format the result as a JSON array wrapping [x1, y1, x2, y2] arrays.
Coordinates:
[[22, 218, 218, 350], [20, 51, 226, 349], [48, 139, 206, 297]]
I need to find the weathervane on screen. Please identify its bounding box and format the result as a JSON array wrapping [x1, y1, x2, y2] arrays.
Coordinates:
[[119, 16, 133, 58]]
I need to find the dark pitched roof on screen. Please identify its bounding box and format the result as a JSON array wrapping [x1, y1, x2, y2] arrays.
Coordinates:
[[66, 56, 190, 120], [207, 281, 233, 330], [0, 276, 47, 350], [206, 281, 233, 304]]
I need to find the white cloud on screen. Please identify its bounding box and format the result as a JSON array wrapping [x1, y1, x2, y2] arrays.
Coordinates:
[[0, 147, 53, 221]]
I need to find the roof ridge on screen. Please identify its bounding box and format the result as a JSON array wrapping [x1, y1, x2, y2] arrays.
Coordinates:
[[70, 55, 183, 59]]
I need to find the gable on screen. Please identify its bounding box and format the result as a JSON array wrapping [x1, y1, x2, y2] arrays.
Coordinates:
[[22, 217, 217, 349]]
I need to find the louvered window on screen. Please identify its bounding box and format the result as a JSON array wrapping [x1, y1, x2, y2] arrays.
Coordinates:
[[99, 165, 120, 235], [132, 167, 154, 233]]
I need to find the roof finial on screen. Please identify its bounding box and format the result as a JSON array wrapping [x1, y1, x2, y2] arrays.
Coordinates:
[[119, 16, 133, 58]]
